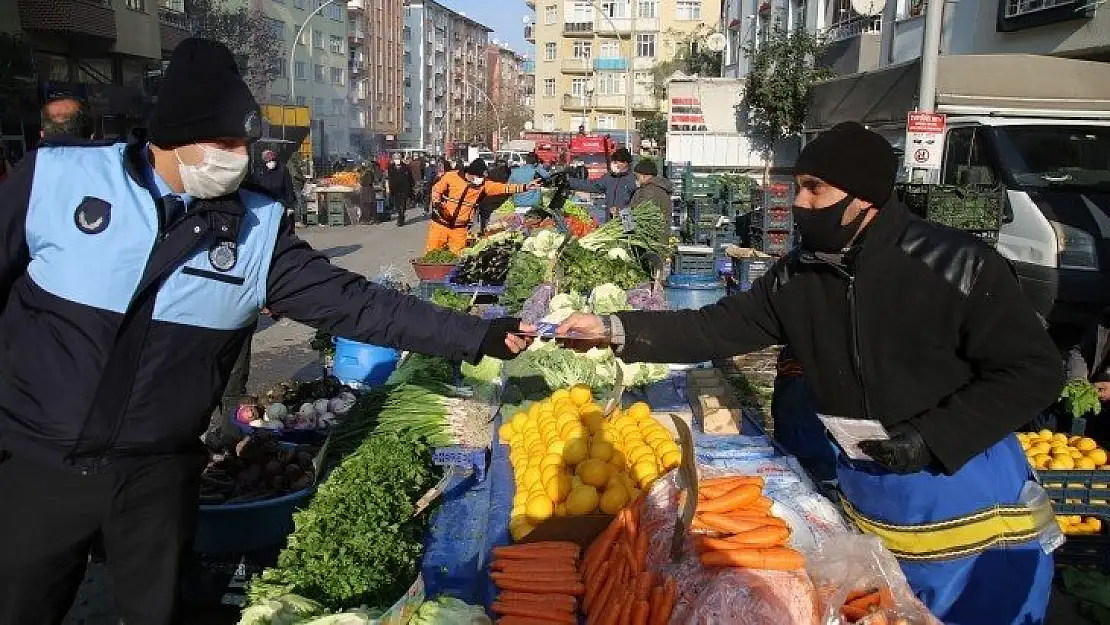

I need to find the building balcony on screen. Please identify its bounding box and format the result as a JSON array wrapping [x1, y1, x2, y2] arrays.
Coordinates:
[[564, 22, 593, 36], [349, 27, 365, 42], [347, 0, 365, 12], [594, 16, 660, 34], [561, 58, 593, 73], [522, 60, 535, 73], [821, 15, 882, 43], [562, 94, 591, 110], [524, 23, 535, 43], [593, 57, 627, 71], [158, 4, 189, 29], [350, 59, 364, 75], [19, 0, 117, 39], [593, 94, 627, 110], [631, 95, 657, 111]]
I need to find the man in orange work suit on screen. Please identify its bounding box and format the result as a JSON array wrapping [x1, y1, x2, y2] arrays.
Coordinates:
[[426, 158, 538, 253]]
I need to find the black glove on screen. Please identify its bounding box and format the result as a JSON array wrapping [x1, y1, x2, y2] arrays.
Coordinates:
[[480, 317, 523, 361], [858, 422, 933, 474]]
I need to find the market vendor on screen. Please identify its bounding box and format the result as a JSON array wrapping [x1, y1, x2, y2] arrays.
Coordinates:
[[557, 122, 1063, 625], [1062, 306, 1110, 441], [0, 38, 531, 625], [566, 147, 637, 223], [426, 158, 537, 253]]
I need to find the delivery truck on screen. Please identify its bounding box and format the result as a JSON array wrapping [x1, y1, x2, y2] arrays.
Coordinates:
[[805, 54, 1110, 334]]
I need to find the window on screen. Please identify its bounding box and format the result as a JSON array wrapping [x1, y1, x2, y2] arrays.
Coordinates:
[[295, 61, 306, 79], [543, 78, 556, 96], [1003, 0, 1072, 18], [543, 114, 556, 131], [265, 17, 284, 39], [600, 40, 620, 57], [312, 29, 324, 49], [296, 96, 307, 106], [675, 0, 701, 19], [276, 59, 287, 78], [330, 67, 345, 85], [544, 42, 557, 60], [294, 0, 305, 7], [569, 1, 593, 22], [403, 26, 411, 40], [597, 115, 617, 129], [314, 63, 325, 82], [125, 0, 144, 10], [544, 5, 558, 23], [638, 0, 657, 18], [329, 35, 344, 54], [321, 0, 343, 20], [571, 78, 588, 96], [600, 1, 629, 17], [572, 41, 592, 59], [597, 72, 625, 94], [332, 98, 345, 115], [571, 116, 588, 130], [637, 33, 655, 57], [313, 97, 325, 112]]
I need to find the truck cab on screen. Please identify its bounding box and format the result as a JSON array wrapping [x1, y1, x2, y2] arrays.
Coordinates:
[[569, 135, 616, 180]]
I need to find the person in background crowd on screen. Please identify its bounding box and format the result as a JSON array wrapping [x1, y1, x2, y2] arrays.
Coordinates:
[[508, 152, 550, 212], [39, 94, 95, 144], [556, 121, 1062, 625], [376, 151, 390, 173], [386, 152, 416, 227], [476, 158, 512, 235], [0, 38, 532, 625], [422, 159, 441, 214], [453, 158, 466, 173], [427, 158, 536, 253], [359, 162, 383, 224], [567, 147, 637, 223], [408, 155, 425, 205], [1062, 307, 1110, 442], [628, 158, 673, 250], [254, 149, 296, 210]]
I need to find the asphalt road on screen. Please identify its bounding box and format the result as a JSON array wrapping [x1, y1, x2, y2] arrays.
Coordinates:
[[63, 218, 428, 625]]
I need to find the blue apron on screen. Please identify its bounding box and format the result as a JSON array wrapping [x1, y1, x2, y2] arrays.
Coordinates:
[[771, 372, 838, 483], [837, 435, 1053, 625]]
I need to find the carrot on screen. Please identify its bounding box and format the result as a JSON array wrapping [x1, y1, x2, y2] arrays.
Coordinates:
[[845, 588, 877, 603], [694, 515, 776, 534], [597, 588, 625, 625], [697, 484, 761, 513], [700, 475, 764, 490], [584, 560, 610, 612], [716, 509, 786, 521], [497, 592, 577, 612], [635, 571, 653, 602], [625, 506, 639, 545], [492, 560, 579, 574], [496, 598, 575, 615], [622, 540, 638, 576], [634, 530, 649, 573], [878, 586, 896, 609], [698, 546, 805, 571], [720, 525, 791, 547], [847, 590, 882, 611], [493, 578, 585, 595], [697, 512, 784, 534], [491, 572, 583, 585], [492, 544, 580, 560], [648, 585, 664, 624], [590, 570, 619, 623], [841, 603, 870, 622], [497, 617, 574, 625], [491, 601, 577, 623], [653, 578, 677, 625], [584, 515, 622, 574], [617, 590, 636, 624], [746, 495, 773, 512], [632, 599, 650, 625]]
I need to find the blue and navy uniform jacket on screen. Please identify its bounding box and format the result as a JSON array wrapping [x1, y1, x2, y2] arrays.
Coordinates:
[[508, 164, 550, 208], [567, 170, 637, 220], [0, 141, 489, 471]]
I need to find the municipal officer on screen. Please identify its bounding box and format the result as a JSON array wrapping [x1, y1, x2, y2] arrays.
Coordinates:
[[0, 38, 529, 625], [558, 122, 1063, 624]]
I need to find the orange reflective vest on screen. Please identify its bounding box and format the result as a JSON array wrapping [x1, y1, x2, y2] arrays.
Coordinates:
[[429, 171, 524, 227]]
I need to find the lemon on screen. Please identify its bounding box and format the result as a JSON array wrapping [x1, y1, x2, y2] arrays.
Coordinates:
[[600, 484, 630, 514], [628, 446, 655, 466], [1089, 517, 1103, 532], [590, 440, 615, 462], [577, 458, 612, 487], [1078, 437, 1099, 452], [555, 413, 577, 431], [605, 472, 625, 490], [560, 422, 587, 441], [1071, 449, 1084, 459], [1032, 454, 1051, 469], [1086, 449, 1108, 465], [541, 465, 564, 485], [1077, 457, 1097, 470], [545, 473, 573, 503], [550, 388, 571, 403], [609, 449, 627, 470], [1053, 433, 1069, 444], [661, 449, 682, 470], [1038, 429, 1054, 439], [521, 467, 542, 487], [1049, 455, 1075, 470], [547, 439, 566, 455], [1030, 442, 1052, 455], [633, 460, 658, 483], [626, 402, 651, 421], [569, 384, 593, 406], [563, 438, 589, 465], [1069, 435, 1082, 444], [527, 403, 542, 419], [582, 411, 604, 434], [566, 485, 600, 515]]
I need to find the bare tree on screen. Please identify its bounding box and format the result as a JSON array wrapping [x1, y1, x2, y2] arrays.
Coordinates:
[[186, 0, 284, 99]]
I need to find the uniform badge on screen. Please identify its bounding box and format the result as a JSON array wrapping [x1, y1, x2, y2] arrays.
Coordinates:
[[208, 241, 238, 272], [74, 197, 111, 235]]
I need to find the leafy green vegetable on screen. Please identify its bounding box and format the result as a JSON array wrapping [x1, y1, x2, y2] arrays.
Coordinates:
[[417, 247, 458, 265], [310, 330, 335, 360], [590, 283, 631, 315], [1061, 379, 1102, 419], [429, 288, 471, 312], [410, 596, 492, 625], [248, 434, 439, 612], [557, 241, 648, 295], [237, 594, 325, 625], [498, 252, 548, 313], [579, 202, 669, 257]]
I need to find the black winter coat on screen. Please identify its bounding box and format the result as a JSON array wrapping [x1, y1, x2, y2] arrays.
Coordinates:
[[617, 201, 1063, 473]]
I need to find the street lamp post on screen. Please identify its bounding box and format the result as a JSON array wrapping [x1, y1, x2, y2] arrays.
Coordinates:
[[289, 0, 342, 169], [587, 1, 632, 147]]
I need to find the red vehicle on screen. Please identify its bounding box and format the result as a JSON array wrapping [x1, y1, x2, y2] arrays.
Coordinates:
[[522, 132, 570, 166], [569, 134, 617, 180]]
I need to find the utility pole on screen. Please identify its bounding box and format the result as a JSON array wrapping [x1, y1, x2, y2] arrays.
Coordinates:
[[918, 0, 944, 112]]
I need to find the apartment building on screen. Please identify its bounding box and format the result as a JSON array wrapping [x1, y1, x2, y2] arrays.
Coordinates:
[[526, 0, 721, 135], [486, 42, 531, 148], [401, 0, 492, 155], [722, 0, 1109, 80], [3, 0, 192, 155], [347, 0, 405, 155]]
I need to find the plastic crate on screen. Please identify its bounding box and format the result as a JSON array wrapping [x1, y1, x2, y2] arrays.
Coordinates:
[[733, 257, 772, 286], [756, 181, 794, 209], [672, 247, 717, 276], [760, 231, 794, 256], [1040, 470, 1110, 516], [712, 227, 739, 249], [762, 207, 793, 231], [1053, 523, 1110, 571], [303, 210, 319, 226]]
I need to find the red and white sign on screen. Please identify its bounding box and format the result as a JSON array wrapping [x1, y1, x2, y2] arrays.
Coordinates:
[[903, 111, 946, 170]]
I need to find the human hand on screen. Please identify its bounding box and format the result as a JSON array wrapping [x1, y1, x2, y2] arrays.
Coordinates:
[[526, 181, 542, 190], [1095, 381, 1110, 402], [481, 318, 533, 360], [555, 313, 610, 352], [858, 422, 933, 474]]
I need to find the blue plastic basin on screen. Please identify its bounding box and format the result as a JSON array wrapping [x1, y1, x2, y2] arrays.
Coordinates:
[[665, 274, 726, 310], [332, 337, 400, 388], [194, 484, 317, 553]]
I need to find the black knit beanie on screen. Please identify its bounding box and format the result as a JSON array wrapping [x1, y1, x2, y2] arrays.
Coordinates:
[[149, 38, 261, 148], [633, 159, 657, 176], [611, 148, 632, 163], [794, 122, 898, 205], [465, 158, 488, 176]]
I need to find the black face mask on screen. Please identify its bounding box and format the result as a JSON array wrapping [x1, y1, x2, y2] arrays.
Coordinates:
[[791, 196, 867, 254]]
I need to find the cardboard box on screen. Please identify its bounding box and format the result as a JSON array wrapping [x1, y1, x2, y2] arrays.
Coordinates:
[[702, 407, 743, 434], [698, 395, 737, 412], [520, 514, 615, 550]]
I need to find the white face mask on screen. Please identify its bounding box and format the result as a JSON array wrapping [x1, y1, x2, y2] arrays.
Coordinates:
[[265, 160, 277, 170], [611, 164, 626, 175], [176, 146, 249, 199], [469, 176, 485, 186]]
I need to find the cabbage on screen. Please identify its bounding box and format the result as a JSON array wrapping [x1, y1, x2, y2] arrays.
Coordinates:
[[543, 292, 588, 323], [521, 230, 565, 259], [589, 283, 630, 315], [410, 596, 492, 625]]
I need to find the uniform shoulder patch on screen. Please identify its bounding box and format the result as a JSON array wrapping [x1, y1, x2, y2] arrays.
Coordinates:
[[74, 196, 111, 235]]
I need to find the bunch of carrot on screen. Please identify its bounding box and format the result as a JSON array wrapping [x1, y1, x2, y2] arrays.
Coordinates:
[[580, 498, 677, 625], [691, 475, 806, 571], [489, 541, 585, 624], [839, 586, 899, 624]]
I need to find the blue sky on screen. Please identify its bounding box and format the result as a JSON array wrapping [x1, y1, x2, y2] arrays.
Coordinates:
[[438, 0, 534, 58]]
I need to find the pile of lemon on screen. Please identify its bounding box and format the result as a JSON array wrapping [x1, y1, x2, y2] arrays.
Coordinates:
[[1017, 430, 1108, 471], [499, 385, 682, 540], [1056, 515, 1104, 535]]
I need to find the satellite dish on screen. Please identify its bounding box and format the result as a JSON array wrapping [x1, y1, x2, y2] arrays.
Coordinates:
[[850, 0, 885, 16], [706, 32, 727, 53]]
